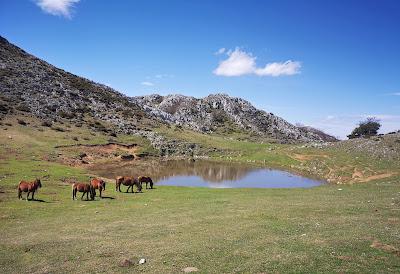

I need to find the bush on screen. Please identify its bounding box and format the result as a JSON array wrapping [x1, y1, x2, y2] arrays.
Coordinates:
[[15, 103, 30, 112], [41, 121, 52, 127], [51, 126, 65, 132], [348, 117, 381, 139], [17, 119, 27, 126]]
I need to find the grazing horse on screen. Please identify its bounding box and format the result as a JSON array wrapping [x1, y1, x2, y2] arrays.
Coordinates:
[[72, 183, 95, 200], [18, 179, 42, 201], [115, 176, 142, 193], [138, 176, 153, 189], [90, 178, 106, 198]]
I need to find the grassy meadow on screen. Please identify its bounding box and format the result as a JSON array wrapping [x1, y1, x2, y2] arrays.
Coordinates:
[[0, 116, 399, 273]]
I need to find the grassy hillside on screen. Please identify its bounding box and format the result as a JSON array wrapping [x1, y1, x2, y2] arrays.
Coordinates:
[[0, 116, 399, 273]]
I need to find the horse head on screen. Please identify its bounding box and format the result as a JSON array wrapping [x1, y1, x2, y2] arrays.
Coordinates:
[[135, 178, 142, 192], [35, 178, 42, 188]]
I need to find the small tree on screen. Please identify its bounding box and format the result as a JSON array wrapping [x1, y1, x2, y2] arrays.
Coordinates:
[[347, 117, 381, 139]]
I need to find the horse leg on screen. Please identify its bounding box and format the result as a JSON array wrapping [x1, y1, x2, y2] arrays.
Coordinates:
[[81, 191, 85, 200], [99, 188, 102, 198], [31, 191, 35, 201], [26, 191, 30, 201], [126, 185, 129, 193], [18, 188, 21, 199]]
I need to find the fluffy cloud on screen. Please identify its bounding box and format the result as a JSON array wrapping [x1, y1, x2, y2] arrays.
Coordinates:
[[34, 0, 80, 18], [254, 60, 301, 76], [213, 48, 301, 77], [141, 81, 154, 86], [213, 48, 256, 76]]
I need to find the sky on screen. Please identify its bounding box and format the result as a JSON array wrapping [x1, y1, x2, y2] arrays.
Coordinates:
[[1, 0, 399, 139]]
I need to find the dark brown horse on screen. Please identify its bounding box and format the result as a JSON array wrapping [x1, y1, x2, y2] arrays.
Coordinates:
[[18, 179, 42, 200], [115, 176, 142, 193], [90, 178, 106, 198], [72, 183, 95, 200], [138, 176, 153, 189]]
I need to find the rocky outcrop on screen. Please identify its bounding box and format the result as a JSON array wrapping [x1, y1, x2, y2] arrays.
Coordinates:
[[298, 126, 338, 142], [132, 93, 327, 143]]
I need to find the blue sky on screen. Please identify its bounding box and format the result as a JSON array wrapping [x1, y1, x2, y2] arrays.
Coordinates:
[[1, 0, 399, 138]]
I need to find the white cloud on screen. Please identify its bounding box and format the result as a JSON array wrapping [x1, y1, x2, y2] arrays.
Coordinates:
[[255, 60, 301, 76], [141, 81, 154, 86], [34, 0, 80, 18], [155, 74, 174, 79], [213, 48, 301, 77], [213, 48, 256, 77], [389, 92, 400, 96], [215, 48, 226, 55]]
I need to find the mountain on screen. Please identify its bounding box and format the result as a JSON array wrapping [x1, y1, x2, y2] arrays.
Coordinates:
[[0, 36, 154, 135], [132, 94, 326, 142], [0, 35, 334, 148]]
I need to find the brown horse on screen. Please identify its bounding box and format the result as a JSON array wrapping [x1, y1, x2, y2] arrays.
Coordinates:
[[72, 183, 95, 200], [138, 176, 153, 189], [115, 176, 142, 193], [18, 179, 42, 200], [90, 178, 106, 198]]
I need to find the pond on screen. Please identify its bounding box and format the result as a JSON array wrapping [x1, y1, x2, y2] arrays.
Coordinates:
[[90, 159, 324, 188]]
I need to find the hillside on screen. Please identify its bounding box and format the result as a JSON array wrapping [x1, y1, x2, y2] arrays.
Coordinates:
[[132, 94, 329, 143], [0, 36, 156, 134], [0, 35, 333, 151]]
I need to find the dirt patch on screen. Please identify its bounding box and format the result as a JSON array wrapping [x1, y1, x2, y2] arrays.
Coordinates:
[[370, 240, 400, 257], [57, 142, 139, 167], [356, 172, 395, 183], [291, 153, 329, 162]]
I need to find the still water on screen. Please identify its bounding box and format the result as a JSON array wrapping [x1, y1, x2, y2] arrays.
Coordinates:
[[91, 159, 324, 188]]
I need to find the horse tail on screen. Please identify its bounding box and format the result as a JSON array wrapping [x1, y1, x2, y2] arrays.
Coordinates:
[[17, 184, 21, 199], [72, 183, 76, 200]]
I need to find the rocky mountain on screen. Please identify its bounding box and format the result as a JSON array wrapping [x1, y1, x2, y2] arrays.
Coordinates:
[[0, 36, 153, 135], [132, 94, 327, 142], [0, 35, 334, 151], [298, 126, 338, 142]]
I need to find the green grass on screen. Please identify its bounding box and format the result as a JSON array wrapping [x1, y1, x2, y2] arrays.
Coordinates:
[[0, 117, 399, 273], [0, 159, 399, 273]]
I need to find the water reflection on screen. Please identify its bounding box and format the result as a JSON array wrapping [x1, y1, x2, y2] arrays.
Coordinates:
[[90, 160, 324, 188]]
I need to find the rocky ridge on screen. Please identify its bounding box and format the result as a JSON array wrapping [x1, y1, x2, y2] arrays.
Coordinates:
[[132, 94, 330, 143]]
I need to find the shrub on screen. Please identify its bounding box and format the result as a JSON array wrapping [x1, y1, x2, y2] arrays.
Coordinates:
[[51, 126, 65, 132], [15, 103, 30, 112], [41, 121, 52, 127], [17, 119, 27, 126], [348, 117, 381, 139]]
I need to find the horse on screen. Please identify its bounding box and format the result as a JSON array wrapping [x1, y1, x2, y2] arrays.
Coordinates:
[[115, 176, 142, 193], [18, 179, 42, 201], [72, 182, 95, 200], [138, 176, 153, 189], [90, 178, 106, 198]]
